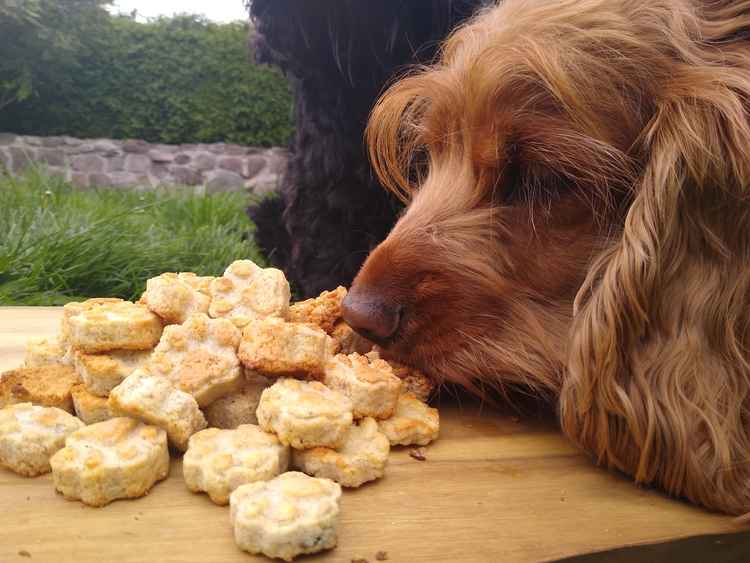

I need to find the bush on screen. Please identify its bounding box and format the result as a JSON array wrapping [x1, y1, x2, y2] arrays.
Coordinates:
[[0, 168, 266, 305], [0, 10, 293, 147]]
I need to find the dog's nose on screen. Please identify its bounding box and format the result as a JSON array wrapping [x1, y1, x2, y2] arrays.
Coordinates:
[[342, 288, 402, 342]]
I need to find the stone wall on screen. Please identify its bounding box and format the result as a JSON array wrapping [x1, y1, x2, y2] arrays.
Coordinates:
[[0, 133, 287, 196]]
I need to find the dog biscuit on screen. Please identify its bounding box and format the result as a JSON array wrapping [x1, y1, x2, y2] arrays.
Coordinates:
[[330, 321, 374, 355], [0, 403, 84, 477], [292, 417, 389, 487], [108, 369, 207, 450], [59, 297, 125, 351], [209, 259, 291, 327], [24, 337, 65, 368], [288, 286, 347, 334], [377, 393, 440, 446], [70, 384, 113, 425], [366, 354, 436, 402], [0, 365, 79, 413], [73, 349, 151, 397], [183, 424, 290, 505], [239, 318, 330, 379], [230, 471, 342, 561], [203, 370, 271, 429], [149, 313, 242, 406], [50, 417, 169, 507], [141, 272, 213, 324], [323, 353, 402, 419], [256, 378, 353, 449], [68, 300, 163, 353]]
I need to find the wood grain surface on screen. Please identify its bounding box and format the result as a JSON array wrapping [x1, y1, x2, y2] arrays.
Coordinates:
[[0, 307, 742, 563]]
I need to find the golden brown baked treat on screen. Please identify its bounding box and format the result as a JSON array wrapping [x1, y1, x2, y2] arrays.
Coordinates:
[[68, 300, 163, 353], [202, 371, 271, 429], [330, 321, 374, 355], [73, 349, 151, 397], [24, 337, 66, 368], [377, 393, 440, 446], [140, 272, 213, 324], [288, 286, 347, 334], [70, 384, 113, 425], [0, 365, 80, 413]]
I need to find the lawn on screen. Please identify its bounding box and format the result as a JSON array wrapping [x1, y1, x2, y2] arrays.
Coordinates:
[[0, 169, 266, 305]]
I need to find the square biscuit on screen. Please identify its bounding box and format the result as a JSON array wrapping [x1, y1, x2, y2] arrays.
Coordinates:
[[148, 314, 242, 407], [0, 365, 80, 413], [323, 353, 402, 419], [238, 318, 330, 379], [209, 260, 291, 327], [288, 286, 347, 334], [24, 337, 66, 368], [50, 417, 169, 507], [108, 369, 207, 451], [70, 384, 113, 425], [256, 378, 353, 449], [68, 300, 163, 353], [183, 424, 289, 505], [0, 403, 84, 477], [292, 417, 390, 488], [202, 370, 272, 429], [59, 298, 125, 351], [141, 272, 213, 324], [73, 349, 151, 397]]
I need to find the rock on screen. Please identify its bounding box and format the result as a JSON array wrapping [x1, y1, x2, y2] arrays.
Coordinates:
[[123, 139, 149, 154], [9, 147, 36, 172], [70, 143, 96, 154], [89, 173, 112, 187], [0, 149, 10, 170], [171, 166, 202, 186], [93, 140, 119, 153], [224, 144, 248, 156], [125, 154, 151, 174], [71, 154, 105, 174], [266, 149, 288, 175], [63, 136, 81, 146], [244, 155, 267, 179], [107, 156, 125, 172], [174, 153, 191, 165], [71, 173, 90, 189], [23, 136, 41, 146], [40, 137, 65, 147], [0, 133, 17, 145], [38, 148, 66, 167], [246, 172, 280, 197], [45, 166, 68, 180], [148, 150, 174, 163], [151, 163, 169, 179], [193, 152, 216, 171], [205, 170, 245, 193], [218, 157, 244, 176]]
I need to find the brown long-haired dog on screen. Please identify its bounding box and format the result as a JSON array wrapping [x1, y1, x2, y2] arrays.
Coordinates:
[[342, 0, 750, 516]]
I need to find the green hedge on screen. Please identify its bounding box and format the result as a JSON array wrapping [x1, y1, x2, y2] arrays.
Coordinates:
[[0, 12, 293, 147]]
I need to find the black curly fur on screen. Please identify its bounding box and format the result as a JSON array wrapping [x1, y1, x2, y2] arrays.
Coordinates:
[[247, 0, 486, 297]]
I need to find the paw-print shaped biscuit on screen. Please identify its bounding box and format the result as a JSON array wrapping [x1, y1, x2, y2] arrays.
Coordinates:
[[292, 417, 389, 487], [108, 369, 207, 450], [288, 286, 347, 334], [50, 417, 169, 507], [0, 403, 84, 476], [209, 260, 291, 327], [324, 353, 402, 419], [183, 424, 289, 505], [377, 393, 440, 446], [149, 314, 242, 406], [256, 378, 353, 449], [230, 471, 342, 561], [141, 272, 213, 324]]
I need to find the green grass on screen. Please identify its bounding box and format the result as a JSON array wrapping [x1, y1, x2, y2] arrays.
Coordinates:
[[0, 168, 266, 305]]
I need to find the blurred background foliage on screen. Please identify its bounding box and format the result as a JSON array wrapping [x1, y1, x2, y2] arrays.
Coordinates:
[[0, 0, 292, 146]]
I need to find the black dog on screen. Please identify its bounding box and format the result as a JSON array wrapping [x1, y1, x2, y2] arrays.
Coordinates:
[[247, 0, 486, 297]]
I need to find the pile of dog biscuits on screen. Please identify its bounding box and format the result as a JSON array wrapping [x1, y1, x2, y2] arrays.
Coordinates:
[[0, 259, 439, 561]]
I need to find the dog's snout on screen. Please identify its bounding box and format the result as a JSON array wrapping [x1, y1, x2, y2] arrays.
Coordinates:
[[342, 288, 402, 343]]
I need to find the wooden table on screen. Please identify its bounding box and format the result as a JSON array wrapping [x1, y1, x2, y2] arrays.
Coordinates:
[[0, 307, 744, 563]]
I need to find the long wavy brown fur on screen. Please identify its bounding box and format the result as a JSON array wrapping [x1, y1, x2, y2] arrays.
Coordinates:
[[359, 0, 750, 515]]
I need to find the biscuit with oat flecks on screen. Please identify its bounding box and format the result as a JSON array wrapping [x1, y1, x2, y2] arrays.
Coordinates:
[[0, 403, 84, 477], [292, 417, 389, 487], [230, 471, 342, 562], [288, 286, 347, 334], [24, 337, 66, 368], [108, 369, 206, 450], [238, 318, 330, 379], [50, 417, 169, 507], [140, 272, 213, 324], [0, 365, 79, 413], [364, 352, 436, 403], [256, 378, 353, 449], [70, 384, 113, 425], [208, 260, 290, 327], [73, 349, 151, 397], [323, 353, 402, 419], [330, 321, 374, 356], [58, 298, 126, 358], [183, 424, 289, 505], [149, 313, 242, 407], [68, 300, 163, 353], [202, 370, 271, 429], [377, 393, 440, 446]]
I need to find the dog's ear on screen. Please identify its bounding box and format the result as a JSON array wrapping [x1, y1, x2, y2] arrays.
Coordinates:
[[560, 43, 750, 513]]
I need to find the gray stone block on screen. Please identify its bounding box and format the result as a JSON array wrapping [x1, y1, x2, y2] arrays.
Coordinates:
[[38, 148, 66, 167], [123, 139, 149, 154], [89, 173, 112, 187], [148, 149, 174, 163], [125, 154, 151, 174], [41, 137, 65, 147], [218, 157, 244, 176], [23, 136, 42, 146], [205, 170, 245, 193], [171, 166, 202, 186], [9, 147, 36, 172], [107, 156, 125, 172], [244, 155, 267, 179], [193, 152, 216, 171], [174, 153, 191, 165], [71, 154, 105, 173], [71, 173, 90, 189]]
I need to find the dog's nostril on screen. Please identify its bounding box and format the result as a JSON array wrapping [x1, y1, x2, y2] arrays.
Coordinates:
[[342, 290, 402, 342]]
